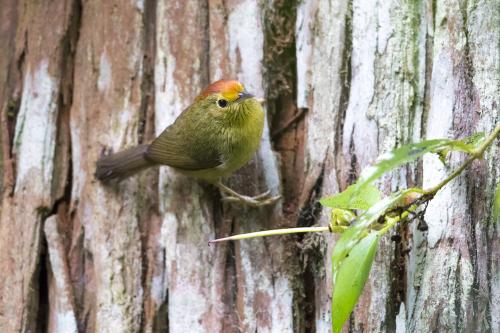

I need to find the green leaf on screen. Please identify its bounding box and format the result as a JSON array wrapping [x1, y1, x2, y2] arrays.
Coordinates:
[[331, 232, 379, 333], [331, 226, 363, 278], [332, 188, 424, 332], [320, 184, 382, 210], [330, 188, 422, 276], [462, 132, 486, 150], [352, 137, 481, 194], [493, 181, 500, 221]]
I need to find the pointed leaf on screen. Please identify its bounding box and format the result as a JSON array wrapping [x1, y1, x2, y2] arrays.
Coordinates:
[[352, 136, 483, 194], [320, 184, 381, 210], [331, 232, 379, 333], [353, 140, 449, 192]]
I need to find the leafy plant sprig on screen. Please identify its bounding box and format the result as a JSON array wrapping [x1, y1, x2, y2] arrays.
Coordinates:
[[210, 124, 500, 333]]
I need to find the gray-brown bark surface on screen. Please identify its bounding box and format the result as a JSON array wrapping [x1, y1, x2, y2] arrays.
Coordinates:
[[0, 0, 498, 332]]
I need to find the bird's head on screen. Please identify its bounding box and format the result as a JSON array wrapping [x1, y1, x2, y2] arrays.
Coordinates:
[[195, 79, 262, 125]]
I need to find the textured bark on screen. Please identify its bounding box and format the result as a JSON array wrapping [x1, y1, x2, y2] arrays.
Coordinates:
[[0, 0, 498, 332], [0, 1, 77, 331]]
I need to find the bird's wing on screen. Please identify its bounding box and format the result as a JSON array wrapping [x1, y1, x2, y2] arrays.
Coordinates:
[[146, 109, 223, 171]]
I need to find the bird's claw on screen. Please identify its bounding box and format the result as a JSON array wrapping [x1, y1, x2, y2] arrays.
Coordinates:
[[221, 191, 281, 207], [253, 189, 272, 200], [216, 182, 281, 207]]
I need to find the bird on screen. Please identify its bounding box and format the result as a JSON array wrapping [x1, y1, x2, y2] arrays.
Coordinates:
[[95, 79, 280, 207]]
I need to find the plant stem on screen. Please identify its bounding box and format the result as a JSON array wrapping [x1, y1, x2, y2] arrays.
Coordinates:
[[209, 226, 330, 244], [377, 209, 412, 236], [424, 123, 500, 196]]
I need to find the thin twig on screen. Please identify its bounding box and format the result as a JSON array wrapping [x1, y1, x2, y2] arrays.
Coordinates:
[[424, 123, 500, 196], [209, 226, 330, 244]]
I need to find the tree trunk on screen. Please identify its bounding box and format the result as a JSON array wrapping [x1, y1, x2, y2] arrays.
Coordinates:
[[0, 0, 498, 332]]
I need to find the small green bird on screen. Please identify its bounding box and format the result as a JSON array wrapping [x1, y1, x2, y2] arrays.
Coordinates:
[[95, 79, 280, 207]]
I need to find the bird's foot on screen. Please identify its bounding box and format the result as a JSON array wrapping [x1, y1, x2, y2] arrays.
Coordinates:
[[221, 190, 281, 207], [217, 183, 281, 207]]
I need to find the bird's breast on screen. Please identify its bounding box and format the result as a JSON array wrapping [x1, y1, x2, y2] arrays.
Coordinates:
[[219, 109, 264, 173]]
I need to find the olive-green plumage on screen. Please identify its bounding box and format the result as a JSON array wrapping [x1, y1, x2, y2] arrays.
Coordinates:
[[95, 80, 264, 184]]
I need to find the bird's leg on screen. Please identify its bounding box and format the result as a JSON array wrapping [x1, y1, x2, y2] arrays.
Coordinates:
[[216, 182, 280, 207]]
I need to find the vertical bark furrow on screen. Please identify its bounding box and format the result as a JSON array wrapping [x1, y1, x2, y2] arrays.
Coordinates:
[[264, 0, 302, 216], [137, 1, 163, 331], [334, 0, 353, 190]]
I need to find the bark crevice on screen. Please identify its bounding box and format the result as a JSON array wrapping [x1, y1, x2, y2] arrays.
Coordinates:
[[335, 0, 353, 190]]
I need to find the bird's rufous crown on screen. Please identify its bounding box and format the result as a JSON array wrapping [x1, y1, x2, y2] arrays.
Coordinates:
[[196, 79, 244, 102]]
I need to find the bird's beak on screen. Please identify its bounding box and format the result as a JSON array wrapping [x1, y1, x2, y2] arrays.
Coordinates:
[[237, 91, 254, 101]]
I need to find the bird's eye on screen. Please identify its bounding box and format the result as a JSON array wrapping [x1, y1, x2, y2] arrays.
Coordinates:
[[217, 99, 228, 108]]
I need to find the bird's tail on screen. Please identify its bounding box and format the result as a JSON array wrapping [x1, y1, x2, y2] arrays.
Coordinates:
[[95, 144, 156, 181]]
